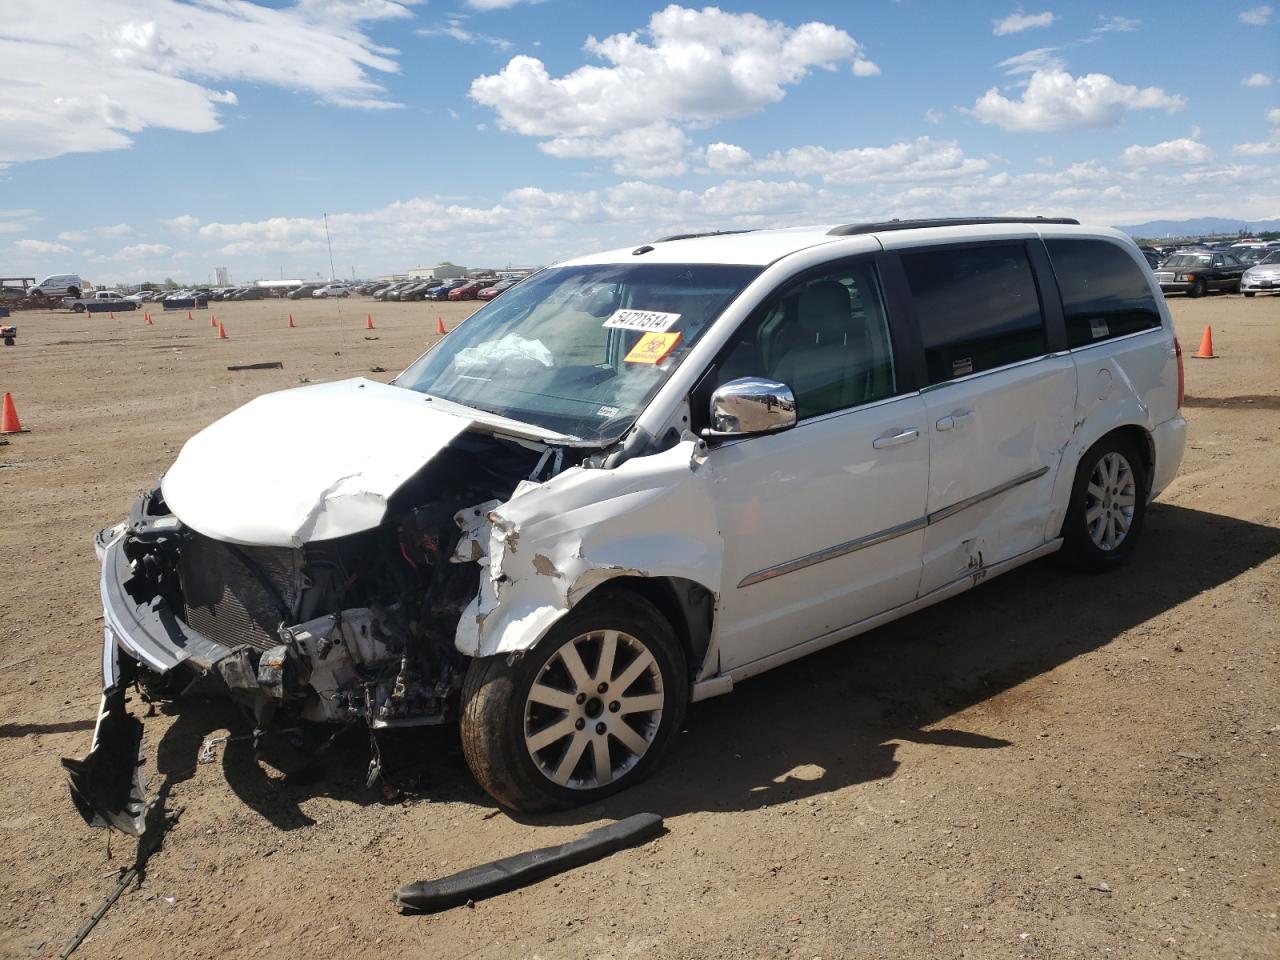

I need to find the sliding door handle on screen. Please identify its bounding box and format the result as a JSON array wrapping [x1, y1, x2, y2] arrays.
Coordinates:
[[872, 427, 920, 449], [936, 409, 975, 431]]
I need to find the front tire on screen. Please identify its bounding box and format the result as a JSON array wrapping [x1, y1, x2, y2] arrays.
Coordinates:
[[461, 590, 688, 812], [1243, 291, 1255, 298], [1060, 434, 1148, 572]]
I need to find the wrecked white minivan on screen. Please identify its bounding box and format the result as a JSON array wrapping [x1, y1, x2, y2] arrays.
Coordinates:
[[66, 218, 1187, 830]]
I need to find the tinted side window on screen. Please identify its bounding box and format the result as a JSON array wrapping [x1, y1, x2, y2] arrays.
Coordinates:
[[1046, 238, 1162, 348], [901, 244, 1046, 385], [715, 261, 897, 420]]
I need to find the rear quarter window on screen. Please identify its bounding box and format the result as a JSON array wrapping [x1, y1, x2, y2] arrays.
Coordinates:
[[1047, 239, 1162, 348]]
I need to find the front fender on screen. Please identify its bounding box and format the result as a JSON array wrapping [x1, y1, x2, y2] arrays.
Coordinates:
[[454, 440, 722, 659]]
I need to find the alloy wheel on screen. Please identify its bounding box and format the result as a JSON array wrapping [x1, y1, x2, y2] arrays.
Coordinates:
[[1085, 451, 1136, 551]]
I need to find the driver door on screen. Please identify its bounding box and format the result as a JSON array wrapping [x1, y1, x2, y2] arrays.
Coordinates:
[[702, 258, 929, 673]]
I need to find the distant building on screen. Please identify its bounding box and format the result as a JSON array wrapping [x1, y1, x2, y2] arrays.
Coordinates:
[[407, 262, 466, 280]]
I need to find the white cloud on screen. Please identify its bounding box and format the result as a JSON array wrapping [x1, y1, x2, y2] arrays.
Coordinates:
[[700, 137, 990, 186], [852, 57, 881, 77], [113, 243, 172, 260], [998, 47, 1065, 75], [1239, 5, 1273, 25], [15, 239, 72, 255], [0, 0, 410, 166], [418, 20, 513, 50], [466, 0, 533, 8], [1092, 15, 1140, 33], [543, 123, 692, 178], [1233, 139, 1280, 156], [98, 223, 133, 238], [923, 108, 944, 125], [1269, 107, 1280, 125], [993, 10, 1056, 35], [1122, 137, 1215, 167], [163, 214, 201, 231], [469, 5, 867, 175], [1242, 73, 1273, 88], [969, 69, 1186, 132]]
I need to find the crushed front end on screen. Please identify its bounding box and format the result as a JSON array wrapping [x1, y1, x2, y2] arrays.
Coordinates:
[[65, 429, 548, 834]]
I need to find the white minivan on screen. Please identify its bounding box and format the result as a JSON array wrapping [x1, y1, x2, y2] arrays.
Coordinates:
[[31, 273, 83, 298], [67, 218, 1186, 830]]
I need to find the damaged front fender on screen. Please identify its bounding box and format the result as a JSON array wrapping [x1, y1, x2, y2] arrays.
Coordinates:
[[453, 440, 723, 663]]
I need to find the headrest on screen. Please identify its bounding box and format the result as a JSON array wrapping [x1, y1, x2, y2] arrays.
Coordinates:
[[797, 280, 851, 338]]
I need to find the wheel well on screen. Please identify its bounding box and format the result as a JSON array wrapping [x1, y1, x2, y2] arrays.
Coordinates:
[[591, 576, 715, 679], [1111, 425, 1155, 493]]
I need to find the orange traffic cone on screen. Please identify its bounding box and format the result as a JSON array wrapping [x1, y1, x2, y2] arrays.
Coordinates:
[[217, 322, 227, 340], [187, 310, 193, 321], [288, 313, 295, 328], [211, 312, 218, 327], [145, 312, 153, 325], [1193, 325, 1216, 359], [1, 392, 24, 434], [109, 311, 115, 320], [366, 314, 375, 330], [436, 316, 446, 335]]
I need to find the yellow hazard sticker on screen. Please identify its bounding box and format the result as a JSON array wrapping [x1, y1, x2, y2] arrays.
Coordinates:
[[624, 331, 682, 364]]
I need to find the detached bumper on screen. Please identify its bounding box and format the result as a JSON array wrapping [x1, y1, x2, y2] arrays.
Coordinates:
[[62, 529, 234, 835]]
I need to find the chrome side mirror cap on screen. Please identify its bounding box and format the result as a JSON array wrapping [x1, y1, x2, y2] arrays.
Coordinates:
[[702, 377, 797, 440]]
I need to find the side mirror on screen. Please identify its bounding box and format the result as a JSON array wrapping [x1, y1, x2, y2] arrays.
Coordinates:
[[702, 377, 797, 440]]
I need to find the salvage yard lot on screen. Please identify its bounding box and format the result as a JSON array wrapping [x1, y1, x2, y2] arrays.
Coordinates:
[[0, 294, 1276, 959]]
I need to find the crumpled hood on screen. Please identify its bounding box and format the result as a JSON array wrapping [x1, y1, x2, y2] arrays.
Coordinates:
[[162, 378, 472, 547]]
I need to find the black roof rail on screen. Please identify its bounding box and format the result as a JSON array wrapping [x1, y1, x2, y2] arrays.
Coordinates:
[[652, 229, 756, 243], [827, 216, 1079, 237]]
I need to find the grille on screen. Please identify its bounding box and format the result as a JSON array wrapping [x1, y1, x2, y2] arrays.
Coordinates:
[[180, 533, 301, 652]]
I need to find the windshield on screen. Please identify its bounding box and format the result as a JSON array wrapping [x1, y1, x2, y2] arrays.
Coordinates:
[[396, 262, 761, 443], [1261, 251, 1280, 265], [1165, 254, 1212, 268]]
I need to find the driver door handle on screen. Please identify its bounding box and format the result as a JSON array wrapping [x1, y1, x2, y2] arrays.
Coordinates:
[[872, 427, 920, 449]]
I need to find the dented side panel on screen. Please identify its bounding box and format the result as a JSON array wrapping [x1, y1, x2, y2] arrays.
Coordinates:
[[919, 355, 1077, 596], [453, 441, 722, 666]]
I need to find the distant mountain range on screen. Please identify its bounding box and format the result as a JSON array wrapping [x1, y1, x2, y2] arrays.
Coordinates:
[[1114, 217, 1280, 238]]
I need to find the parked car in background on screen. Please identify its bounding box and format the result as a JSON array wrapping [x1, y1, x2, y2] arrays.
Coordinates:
[[1136, 247, 1162, 270], [478, 278, 518, 300], [31, 274, 84, 299], [1154, 251, 1245, 296], [64, 290, 137, 313], [376, 282, 412, 301], [312, 284, 350, 298], [447, 280, 488, 301], [1228, 244, 1270, 265], [427, 279, 469, 301], [66, 216, 1186, 827], [288, 283, 324, 300], [1240, 250, 1280, 296]]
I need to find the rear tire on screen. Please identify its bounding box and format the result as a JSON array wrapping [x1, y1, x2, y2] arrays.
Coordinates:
[[73, 303, 85, 313], [1187, 279, 1207, 298], [66, 287, 80, 299], [1059, 434, 1148, 572], [461, 589, 688, 812]]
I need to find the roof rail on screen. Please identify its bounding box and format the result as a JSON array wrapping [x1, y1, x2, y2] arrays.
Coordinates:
[[826, 216, 1079, 237], [653, 229, 756, 243]]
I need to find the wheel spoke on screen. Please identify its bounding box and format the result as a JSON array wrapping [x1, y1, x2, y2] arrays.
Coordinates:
[[1087, 482, 1106, 501], [1086, 503, 1104, 524], [1106, 455, 1120, 487], [526, 717, 575, 753], [551, 731, 590, 785], [1115, 509, 1132, 533], [610, 720, 650, 757], [612, 649, 657, 694], [556, 641, 593, 693], [528, 683, 576, 711], [595, 630, 619, 685], [590, 735, 613, 785], [1105, 515, 1117, 549], [1114, 492, 1136, 507], [617, 692, 664, 715]]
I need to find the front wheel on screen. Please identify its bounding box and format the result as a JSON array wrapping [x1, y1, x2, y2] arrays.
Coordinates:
[[1244, 291, 1256, 298], [460, 590, 688, 812], [1059, 434, 1148, 572]]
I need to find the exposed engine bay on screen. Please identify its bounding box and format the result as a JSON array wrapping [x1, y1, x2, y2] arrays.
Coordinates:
[[67, 429, 580, 833]]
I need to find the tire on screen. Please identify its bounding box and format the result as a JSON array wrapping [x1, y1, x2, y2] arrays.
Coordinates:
[[1059, 433, 1148, 572], [1244, 291, 1255, 298], [66, 287, 80, 299], [73, 303, 85, 313], [461, 589, 688, 812], [1187, 279, 1207, 298]]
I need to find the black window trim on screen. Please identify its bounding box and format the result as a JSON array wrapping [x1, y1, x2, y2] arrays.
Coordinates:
[[688, 251, 917, 432], [885, 238, 1064, 390]]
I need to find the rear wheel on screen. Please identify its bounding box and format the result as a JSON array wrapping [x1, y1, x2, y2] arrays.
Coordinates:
[[1060, 434, 1148, 572], [73, 303, 85, 313], [1187, 279, 1207, 298], [461, 590, 688, 812], [66, 286, 80, 298]]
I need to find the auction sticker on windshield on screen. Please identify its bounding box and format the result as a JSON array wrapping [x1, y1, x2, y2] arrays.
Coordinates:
[[603, 309, 681, 333], [624, 331, 681, 365]]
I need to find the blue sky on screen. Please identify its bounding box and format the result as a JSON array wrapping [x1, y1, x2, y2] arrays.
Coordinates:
[[2, 1, 1277, 284]]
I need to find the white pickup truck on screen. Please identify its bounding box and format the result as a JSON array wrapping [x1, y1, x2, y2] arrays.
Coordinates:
[[63, 291, 139, 313]]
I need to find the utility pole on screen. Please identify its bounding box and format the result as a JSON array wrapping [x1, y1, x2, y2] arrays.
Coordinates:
[[324, 213, 337, 282]]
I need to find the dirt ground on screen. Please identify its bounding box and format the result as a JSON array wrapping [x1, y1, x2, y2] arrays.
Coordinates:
[[0, 291, 1276, 960]]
